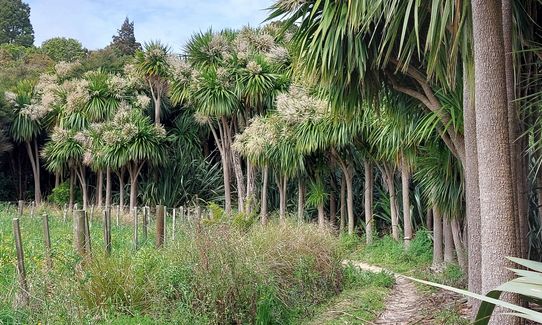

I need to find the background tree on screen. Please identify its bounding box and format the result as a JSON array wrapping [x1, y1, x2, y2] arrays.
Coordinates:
[[0, 0, 34, 46], [41, 37, 87, 62], [110, 17, 141, 56]]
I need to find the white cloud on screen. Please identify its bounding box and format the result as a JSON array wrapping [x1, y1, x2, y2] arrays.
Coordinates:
[[26, 0, 274, 52]]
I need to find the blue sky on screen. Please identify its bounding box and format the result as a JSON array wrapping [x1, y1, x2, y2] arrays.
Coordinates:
[[26, 0, 274, 52]]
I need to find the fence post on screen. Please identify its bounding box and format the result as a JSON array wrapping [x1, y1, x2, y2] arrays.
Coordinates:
[[163, 206, 168, 244], [17, 200, 24, 217], [142, 206, 148, 242], [63, 203, 68, 222], [172, 208, 176, 241], [197, 205, 202, 220], [12, 218, 29, 308], [84, 210, 91, 254], [42, 213, 52, 270], [116, 204, 120, 226], [30, 201, 35, 218], [74, 210, 86, 256], [103, 208, 111, 254], [133, 207, 138, 250], [156, 205, 164, 248]]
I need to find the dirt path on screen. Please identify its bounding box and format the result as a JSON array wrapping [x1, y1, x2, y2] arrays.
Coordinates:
[[344, 261, 469, 324]]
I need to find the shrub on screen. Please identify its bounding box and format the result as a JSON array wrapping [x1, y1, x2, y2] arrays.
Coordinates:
[[47, 182, 71, 206]]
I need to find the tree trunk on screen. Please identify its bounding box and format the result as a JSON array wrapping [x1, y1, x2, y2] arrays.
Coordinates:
[[502, 0, 528, 260], [318, 201, 325, 228], [277, 174, 287, 221], [297, 178, 305, 223], [25, 141, 41, 205], [33, 139, 41, 205], [105, 167, 112, 208], [464, 59, 483, 309], [443, 217, 454, 264], [96, 170, 103, 208], [77, 167, 88, 210], [345, 166, 354, 235], [383, 166, 400, 241], [260, 165, 268, 224], [401, 159, 412, 247], [426, 208, 433, 231], [246, 161, 256, 214], [340, 175, 346, 232], [54, 172, 60, 188], [364, 161, 374, 244], [232, 150, 245, 212], [129, 165, 138, 215], [472, 2, 521, 324], [154, 95, 161, 125], [432, 207, 443, 268], [118, 167, 125, 210], [451, 218, 467, 271], [69, 168, 75, 209]]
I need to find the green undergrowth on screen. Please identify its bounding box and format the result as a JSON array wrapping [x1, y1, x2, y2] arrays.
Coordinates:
[[0, 203, 351, 324]]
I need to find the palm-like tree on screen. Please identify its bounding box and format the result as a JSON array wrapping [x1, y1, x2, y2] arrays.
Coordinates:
[[7, 80, 46, 204], [134, 41, 171, 125], [103, 103, 166, 214]]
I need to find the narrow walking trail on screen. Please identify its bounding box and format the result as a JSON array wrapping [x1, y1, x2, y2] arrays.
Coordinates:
[[344, 261, 469, 324]]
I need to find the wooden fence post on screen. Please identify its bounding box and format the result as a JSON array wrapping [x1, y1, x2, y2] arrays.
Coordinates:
[[133, 207, 138, 250], [63, 203, 68, 222], [142, 206, 148, 242], [84, 210, 91, 255], [30, 201, 35, 218], [180, 206, 184, 222], [163, 206, 168, 244], [42, 213, 52, 270], [116, 204, 120, 226], [172, 208, 176, 241], [103, 208, 111, 254], [17, 200, 24, 217], [89, 205, 95, 229], [74, 210, 86, 256], [12, 218, 29, 308], [156, 205, 164, 248]]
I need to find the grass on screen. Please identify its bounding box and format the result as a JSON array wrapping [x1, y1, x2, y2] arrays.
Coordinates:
[[0, 203, 349, 324]]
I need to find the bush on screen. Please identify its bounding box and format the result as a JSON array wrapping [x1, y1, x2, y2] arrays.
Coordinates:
[[47, 182, 70, 206]]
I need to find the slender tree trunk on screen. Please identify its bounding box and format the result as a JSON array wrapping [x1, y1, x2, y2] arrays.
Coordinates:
[[128, 164, 138, 215], [340, 175, 346, 232], [69, 168, 75, 209], [383, 166, 400, 241], [232, 150, 245, 212], [105, 167, 112, 208], [76, 167, 88, 210], [426, 208, 433, 231], [260, 165, 268, 224], [25, 141, 41, 205], [502, 0, 528, 260], [118, 168, 125, 210], [318, 201, 325, 228], [464, 59, 483, 309], [451, 218, 467, 271], [277, 174, 287, 221], [217, 118, 232, 214], [364, 161, 374, 244], [54, 172, 60, 188], [297, 178, 305, 223], [401, 159, 412, 247], [472, 3, 521, 324], [443, 217, 454, 264], [246, 161, 256, 214], [346, 166, 354, 235], [33, 139, 41, 205], [154, 95, 161, 126], [96, 170, 103, 208], [432, 207, 443, 268]]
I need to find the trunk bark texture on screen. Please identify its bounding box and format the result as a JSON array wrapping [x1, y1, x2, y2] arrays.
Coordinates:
[[432, 207, 443, 268], [443, 217, 455, 264], [364, 161, 374, 244], [401, 160, 412, 247], [472, 2, 521, 322], [260, 165, 268, 224]]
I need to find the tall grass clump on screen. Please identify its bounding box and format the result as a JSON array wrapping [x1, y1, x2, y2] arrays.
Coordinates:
[[1, 211, 345, 324]]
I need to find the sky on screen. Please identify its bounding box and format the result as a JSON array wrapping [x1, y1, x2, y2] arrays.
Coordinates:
[[26, 0, 275, 52]]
